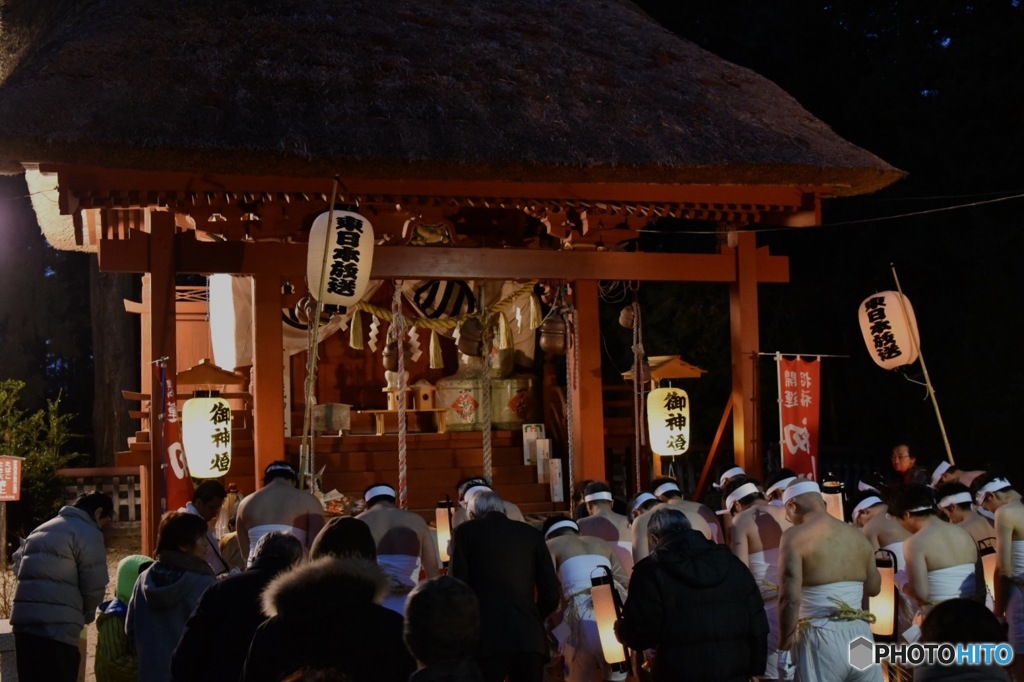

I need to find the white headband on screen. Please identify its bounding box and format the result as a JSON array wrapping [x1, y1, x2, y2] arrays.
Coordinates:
[[725, 483, 760, 511], [766, 477, 796, 497], [930, 461, 952, 487], [630, 492, 657, 513], [544, 519, 579, 539], [905, 505, 933, 513], [584, 491, 614, 503], [654, 482, 681, 498], [463, 485, 491, 501], [851, 496, 883, 521], [364, 484, 396, 502], [938, 492, 973, 508], [782, 480, 821, 503], [976, 478, 1011, 505], [715, 466, 746, 488]]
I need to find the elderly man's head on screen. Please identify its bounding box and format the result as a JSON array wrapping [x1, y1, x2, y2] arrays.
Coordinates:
[[646, 507, 692, 550], [467, 490, 505, 519]]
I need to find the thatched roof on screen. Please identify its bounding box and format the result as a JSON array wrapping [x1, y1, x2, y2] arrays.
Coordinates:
[[0, 0, 902, 196]]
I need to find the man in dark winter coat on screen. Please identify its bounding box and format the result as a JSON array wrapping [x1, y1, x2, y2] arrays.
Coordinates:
[[616, 506, 769, 682], [449, 490, 561, 682], [169, 531, 303, 682]]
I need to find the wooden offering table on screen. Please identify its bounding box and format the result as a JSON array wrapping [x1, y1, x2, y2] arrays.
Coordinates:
[[357, 408, 449, 436]]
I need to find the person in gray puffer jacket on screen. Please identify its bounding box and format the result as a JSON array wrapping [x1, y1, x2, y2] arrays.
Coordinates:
[[126, 511, 216, 682], [11, 491, 114, 682]]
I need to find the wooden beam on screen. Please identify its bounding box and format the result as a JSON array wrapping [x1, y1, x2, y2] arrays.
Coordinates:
[[251, 273, 286, 486], [99, 234, 789, 284], [144, 212, 177, 556], [47, 164, 818, 209], [729, 232, 763, 480], [570, 281, 606, 485]]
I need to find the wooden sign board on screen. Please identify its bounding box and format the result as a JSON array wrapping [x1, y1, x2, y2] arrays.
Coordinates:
[[0, 456, 24, 502]]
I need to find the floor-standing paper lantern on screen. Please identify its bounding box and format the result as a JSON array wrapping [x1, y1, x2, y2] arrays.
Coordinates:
[[821, 472, 845, 521], [436, 498, 454, 568], [869, 548, 898, 641], [182, 390, 232, 478], [858, 291, 920, 370], [591, 566, 629, 675], [979, 537, 997, 608], [307, 210, 375, 313], [647, 387, 690, 457]]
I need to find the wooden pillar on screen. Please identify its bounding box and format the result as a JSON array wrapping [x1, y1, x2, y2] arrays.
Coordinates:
[[569, 280, 605, 484], [728, 232, 762, 479], [144, 212, 176, 555], [251, 273, 285, 486]]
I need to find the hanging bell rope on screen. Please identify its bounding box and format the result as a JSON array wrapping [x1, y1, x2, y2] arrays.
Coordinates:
[[630, 290, 646, 494], [479, 288, 493, 484], [391, 281, 410, 509], [565, 295, 578, 504]]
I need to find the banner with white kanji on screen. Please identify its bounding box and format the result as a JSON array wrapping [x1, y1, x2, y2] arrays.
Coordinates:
[[776, 356, 821, 480]]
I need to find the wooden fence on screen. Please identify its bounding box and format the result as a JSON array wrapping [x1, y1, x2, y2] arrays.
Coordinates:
[[56, 466, 143, 526]]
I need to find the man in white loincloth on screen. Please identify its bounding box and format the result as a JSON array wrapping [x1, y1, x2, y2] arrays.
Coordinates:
[[724, 476, 793, 680], [779, 480, 882, 682], [357, 482, 440, 615], [543, 516, 629, 682]]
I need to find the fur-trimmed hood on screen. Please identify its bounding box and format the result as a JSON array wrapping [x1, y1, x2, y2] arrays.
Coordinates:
[[261, 557, 388, 619]]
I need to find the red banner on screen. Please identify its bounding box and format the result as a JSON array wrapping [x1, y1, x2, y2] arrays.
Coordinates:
[[777, 357, 821, 480], [160, 364, 193, 512]]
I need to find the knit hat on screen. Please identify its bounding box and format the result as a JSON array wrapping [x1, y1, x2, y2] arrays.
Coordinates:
[[116, 554, 154, 604]]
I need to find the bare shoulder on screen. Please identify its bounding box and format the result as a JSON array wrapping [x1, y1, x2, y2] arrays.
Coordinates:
[[301, 491, 325, 512]]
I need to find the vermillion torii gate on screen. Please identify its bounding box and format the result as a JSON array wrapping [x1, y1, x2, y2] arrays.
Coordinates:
[[53, 168, 802, 550]]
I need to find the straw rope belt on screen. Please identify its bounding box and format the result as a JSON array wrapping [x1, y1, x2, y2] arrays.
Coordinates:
[[796, 597, 876, 636]]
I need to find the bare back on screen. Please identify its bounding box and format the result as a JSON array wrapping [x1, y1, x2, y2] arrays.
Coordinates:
[[959, 511, 995, 544], [546, 533, 627, 587], [236, 479, 325, 557], [778, 509, 880, 650], [358, 504, 440, 578], [782, 514, 877, 588], [863, 512, 911, 549], [731, 501, 790, 566], [904, 517, 983, 605]]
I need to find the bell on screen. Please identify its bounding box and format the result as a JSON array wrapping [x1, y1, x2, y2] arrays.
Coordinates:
[[457, 317, 484, 357], [618, 306, 635, 329], [382, 339, 400, 372], [539, 314, 567, 356]]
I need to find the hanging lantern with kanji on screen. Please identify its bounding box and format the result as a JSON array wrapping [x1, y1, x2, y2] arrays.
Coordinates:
[[306, 210, 375, 313], [858, 291, 920, 370], [181, 390, 233, 479], [646, 387, 690, 457]]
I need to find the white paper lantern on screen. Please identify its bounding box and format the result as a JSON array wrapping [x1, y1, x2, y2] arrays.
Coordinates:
[[647, 387, 690, 457], [435, 499, 454, 568], [591, 566, 629, 673], [181, 391, 233, 479], [869, 549, 898, 640], [858, 291, 920, 370], [307, 210, 375, 313]]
